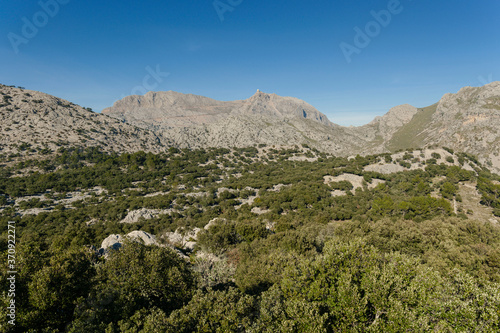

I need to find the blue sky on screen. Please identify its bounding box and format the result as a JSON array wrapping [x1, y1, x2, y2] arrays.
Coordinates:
[[1, 0, 499, 126]]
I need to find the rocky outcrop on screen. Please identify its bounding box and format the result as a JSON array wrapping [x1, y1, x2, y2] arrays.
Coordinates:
[[120, 208, 173, 223], [101, 234, 124, 250], [100, 231, 159, 250], [163, 228, 200, 251]]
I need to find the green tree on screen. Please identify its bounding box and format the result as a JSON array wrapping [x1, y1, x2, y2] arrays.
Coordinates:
[[440, 181, 457, 199], [70, 242, 195, 331], [0, 245, 95, 332]]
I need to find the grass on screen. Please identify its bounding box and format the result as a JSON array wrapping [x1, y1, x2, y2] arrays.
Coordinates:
[[482, 104, 500, 110], [386, 103, 438, 152], [458, 182, 496, 222], [482, 96, 500, 110]]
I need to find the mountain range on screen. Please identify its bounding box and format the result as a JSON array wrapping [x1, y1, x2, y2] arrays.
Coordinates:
[[1, 81, 500, 170]]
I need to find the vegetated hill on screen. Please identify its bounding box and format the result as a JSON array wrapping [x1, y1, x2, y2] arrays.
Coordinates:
[[0, 84, 170, 158], [103, 82, 500, 170], [2, 146, 500, 331], [3, 81, 500, 331]]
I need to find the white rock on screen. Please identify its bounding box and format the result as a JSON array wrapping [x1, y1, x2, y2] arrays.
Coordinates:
[[101, 234, 124, 250], [126, 230, 158, 246]]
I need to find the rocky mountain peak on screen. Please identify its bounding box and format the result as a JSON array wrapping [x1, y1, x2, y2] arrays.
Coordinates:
[[103, 90, 333, 129], [370, 104, 418, 126]]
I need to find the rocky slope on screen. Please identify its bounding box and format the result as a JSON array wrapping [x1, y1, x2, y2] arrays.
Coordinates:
[[381, 82, 500, 169], [0, 84, 170, 156], [3, 82, 500, 171], [103, 89, 370, 155], [103, 89, 333, 129], [102, 82, 500, 170]]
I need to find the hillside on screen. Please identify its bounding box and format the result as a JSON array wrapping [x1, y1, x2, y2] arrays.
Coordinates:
[[0, 84, 170, 158], [1, 146, 500, 331], [2, 82, 500, 331]]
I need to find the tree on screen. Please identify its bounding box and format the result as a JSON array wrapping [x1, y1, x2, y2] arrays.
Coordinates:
[[159, 288, 257, 332], [440, 181, 457, 200], [70, 242, 196, 331], [0, 245, 95, 332]]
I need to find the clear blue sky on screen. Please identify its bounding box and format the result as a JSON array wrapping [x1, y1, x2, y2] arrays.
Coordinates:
[[1, 0, 499, 125]]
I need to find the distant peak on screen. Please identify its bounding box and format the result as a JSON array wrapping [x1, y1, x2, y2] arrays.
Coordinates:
[[253, 89, 266, 96], [251, 89, 274, 100]]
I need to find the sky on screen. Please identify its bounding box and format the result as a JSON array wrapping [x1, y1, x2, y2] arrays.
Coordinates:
[[1, 0, 499, 126]]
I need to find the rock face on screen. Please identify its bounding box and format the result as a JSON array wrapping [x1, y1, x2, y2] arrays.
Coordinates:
[[420, 83, 500, 159], [365, 104, 419, 140], [103, 90, 333, 129], [103, 89, 367, 155], [0, 84, 169, 156]]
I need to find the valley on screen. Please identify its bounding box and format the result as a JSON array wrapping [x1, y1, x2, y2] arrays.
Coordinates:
[[1, 82, 500, 331]]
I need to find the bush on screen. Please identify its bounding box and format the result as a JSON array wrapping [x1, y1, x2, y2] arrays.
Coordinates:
[[197, 220, 242, 254], [70, 242, 196, 330], [431, 152, 441, 159], [440, 181, 457, 199]]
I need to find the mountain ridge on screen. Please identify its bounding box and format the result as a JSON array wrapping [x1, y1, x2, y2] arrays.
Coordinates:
[[102, 89, 333, 129], [2, 82, 500, 171], [0, 84, 171, 157]]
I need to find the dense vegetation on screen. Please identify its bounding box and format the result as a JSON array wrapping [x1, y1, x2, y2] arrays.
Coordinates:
[[1, 146, 500, 332]]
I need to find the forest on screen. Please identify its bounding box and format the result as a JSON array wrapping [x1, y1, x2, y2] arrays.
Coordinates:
[[1, 145, 500, 332]]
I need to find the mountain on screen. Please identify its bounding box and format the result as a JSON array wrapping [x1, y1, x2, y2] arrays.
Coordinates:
[[102, 82, 500, 170], [109, 83, 500, 170], [2, 82, 500, 171], [348, 81, 500, 170], [385, 82, 500, 165], [103, 90, 371, 155], [103, 89, 333, 129], [0, 84, 170, 157]]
